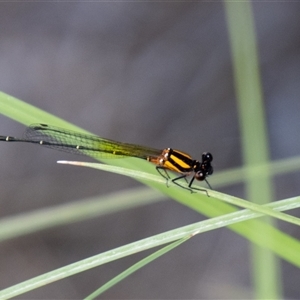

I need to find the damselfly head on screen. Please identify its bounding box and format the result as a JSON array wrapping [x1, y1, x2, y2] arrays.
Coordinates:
[[193, 152, 213, 182]]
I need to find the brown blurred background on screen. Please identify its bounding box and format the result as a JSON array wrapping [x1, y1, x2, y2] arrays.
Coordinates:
[[0, 2, 300, 299]]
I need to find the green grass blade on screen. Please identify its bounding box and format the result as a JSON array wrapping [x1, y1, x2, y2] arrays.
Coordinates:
[[0, 187, 165, 242], [57, 160, 300, 227], [225, 1, 280, 298], [0, 92, 87, 131], [84, 237, 190, 299]]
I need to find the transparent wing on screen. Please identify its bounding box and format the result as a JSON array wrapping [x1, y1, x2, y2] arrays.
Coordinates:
[[25, 124, 162, 159]]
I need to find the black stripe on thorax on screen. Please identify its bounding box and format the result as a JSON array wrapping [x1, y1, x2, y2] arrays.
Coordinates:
[[168, 149, 194, 173]]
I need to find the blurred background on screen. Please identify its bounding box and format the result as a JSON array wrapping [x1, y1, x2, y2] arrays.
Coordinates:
[[0, 2, 300, 299]]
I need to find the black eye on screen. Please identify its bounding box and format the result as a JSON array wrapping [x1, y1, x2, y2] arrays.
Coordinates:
[[202, 152, 213, 163]]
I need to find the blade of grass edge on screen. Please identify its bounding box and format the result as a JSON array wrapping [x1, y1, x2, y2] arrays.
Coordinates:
[[58, 161, 300, 227], [84, 237, 190, 299]]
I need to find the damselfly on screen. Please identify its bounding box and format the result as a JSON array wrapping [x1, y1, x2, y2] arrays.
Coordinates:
[[0, 124, 213, 192]]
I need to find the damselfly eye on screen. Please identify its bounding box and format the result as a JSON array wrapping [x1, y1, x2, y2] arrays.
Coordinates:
[[202, 152, 213, 163]]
